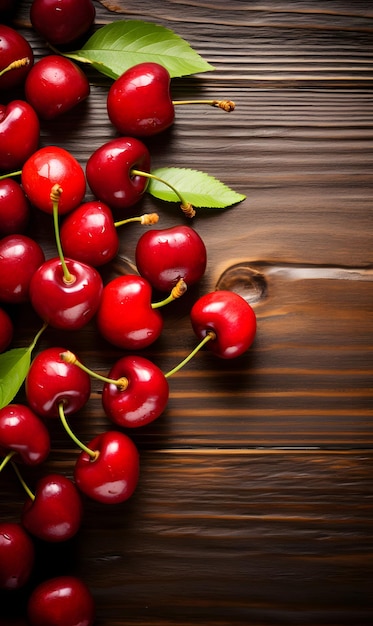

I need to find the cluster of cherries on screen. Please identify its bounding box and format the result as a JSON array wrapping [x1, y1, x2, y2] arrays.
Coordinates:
[[0, 1, 256, 624]]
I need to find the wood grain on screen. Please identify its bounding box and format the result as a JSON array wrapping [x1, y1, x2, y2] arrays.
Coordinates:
[[1, 1, 373, 624]]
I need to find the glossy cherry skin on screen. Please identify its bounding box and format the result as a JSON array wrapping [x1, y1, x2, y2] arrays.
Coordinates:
[[0, 403, 50, 464], [0, 306, 13, 351], [29, 257, 103, 330], [0, 25, 33, 91], [97, 274, 163, 350], [60, 201, 119, 267], [0, 234, 45, 303], [22, 473, 83, 542], [86, 137, 151, 211], [21, 146, 86, 215], [0, 100, 39, 171], [25, 55, 90, 120], [27, 575, 95, 626], [0, 522, 35, 590], [102, 355, 169, 428], [190, 290, 257, 358], [26, 346, 91, 418], [107, 62, 174, 137], [136, 224, 207, 292], [74, 430, 140, 504], [0, 178, 30, 235], [30, 0, 96, 46]]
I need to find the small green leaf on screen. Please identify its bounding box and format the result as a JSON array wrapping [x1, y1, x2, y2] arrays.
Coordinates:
[[147, 167, 246, 208], [0, 348, 32, 409], [65, 20, 214, 79]]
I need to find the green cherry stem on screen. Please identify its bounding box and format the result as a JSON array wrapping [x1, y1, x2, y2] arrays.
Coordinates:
[[114, 212, 159, 228], [151, 279, 187, 309], [0, 450, 16, 472], [11, 461, 35, 501], [51, 184, 74, 284], [173, 99, 235, 112], [0, 57, 30, 78], [0, 169, 22, 181], [59, 351, 128, 391], [164, 331, 216, 378], [130, 169, 195, 218], [58, 402, 98, 461]]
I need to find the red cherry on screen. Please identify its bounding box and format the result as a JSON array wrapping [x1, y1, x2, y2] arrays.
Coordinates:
[[135, 224, 207, 292], [25, 55, 90, 120], [107, 62, 174, 137], [0, 178, 30, 235], [21, 473, 83, 542], [86, 136, 151, 211], [190, 290, 257, 358], [27, 575, 95, 626], [74, 430, 140, 504], [29, 257, 103, 330], [0, 403, 50, 464], [0, 25, 33, 90], [0, 100, 39, 171], [0, 522, 35, 590], [30, 0, 96, 45], [60, 201, 119, 267], [26, 346, 91, 418], [0, 234, 45, 304], [102, 355, 169, 428], [96, 274, 163, 350], [21, 146, 86, 215], [0, 305, 13, 351]]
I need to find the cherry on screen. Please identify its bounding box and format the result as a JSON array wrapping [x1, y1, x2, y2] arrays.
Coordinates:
[[0, 100, 39, 171], [107, 61, 235, 137], [0, 234, 45, 304], [20, 472, 83, 542], [190, 290, 257, 358], [25, 55, 90, 120], [30, 0, 96, 46], [0, 305, 13, 352], [25, 346, 91, 418], [0, 403, 50, 466], [0, 522, 35, 590], [0, 25, 33, 91], [135, 224, 207, 292], [21, 146, 86, 215], [0, 178, 30, 235], [27, 575, 95, 626]]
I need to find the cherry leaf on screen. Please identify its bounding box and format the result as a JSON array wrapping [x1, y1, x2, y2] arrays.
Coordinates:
[[0, 348, 32, 409], [64, 20, 214, 79], [147, 167, 246, 209]]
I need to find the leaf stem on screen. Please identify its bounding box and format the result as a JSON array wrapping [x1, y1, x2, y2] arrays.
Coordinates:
[[130, 169, 195, 218], [0, 451, 16, 472], [164, 332, 215, 378], [51, 185, 74, 284], [59, 351, 128, 390], [11, 462, 35, 501], [58, 403, 98, 460], [151, 279, 187, 309], [173, 99, 235, 112]]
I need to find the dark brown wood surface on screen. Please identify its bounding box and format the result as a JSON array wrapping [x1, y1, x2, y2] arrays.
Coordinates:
[[1, 1, 373, 624]]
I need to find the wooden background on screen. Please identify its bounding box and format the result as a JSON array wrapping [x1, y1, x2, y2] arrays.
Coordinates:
[[1, 1, 372, 624]]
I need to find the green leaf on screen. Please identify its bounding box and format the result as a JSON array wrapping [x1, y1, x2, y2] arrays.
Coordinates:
[[147, 167, 246, 208], [0, 347, 32, 409], [65, 20, 214, 79]]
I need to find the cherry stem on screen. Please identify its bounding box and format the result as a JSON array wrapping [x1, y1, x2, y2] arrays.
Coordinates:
[[114, 212, 159, 229], [164, 332, 215, 378], [0, 451, 16, 472], [151, 279, 187, 309], [0, 57, 30, 78], [172, 99, 235, 112], [59, 351, 128, 391], [0, 170, 22, 181], [11, 461, 35, 501], [51, 184, 75, 284], [28, 321, 48, 353], [58, 402, 98, 461], [130, 169, 195, 218]]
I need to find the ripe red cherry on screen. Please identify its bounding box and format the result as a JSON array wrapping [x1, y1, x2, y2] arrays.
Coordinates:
[[0, 306, 13, 352], [102, 355, 169, 428], [0, 403, 50, 464], [107, 62, 174, 137], [27, 575, 95, 626], [21, 146, 86, 215], [74, 430, 140, 504], [0, 522, 35, 590], [21, 473, 83, 542], [190, 290, 257, 358], [0, 25, 33, 91], [30, 0, 96, 45], [0, 178, 30, 235], [26, 346, 91, 418], [0, 100, 39, 171], [96, 274, 163, 350], [136, 224, 207, 292], [0, 234, 45, 303], [25, 55, 90, 120], [86, 137, 151, 211]]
